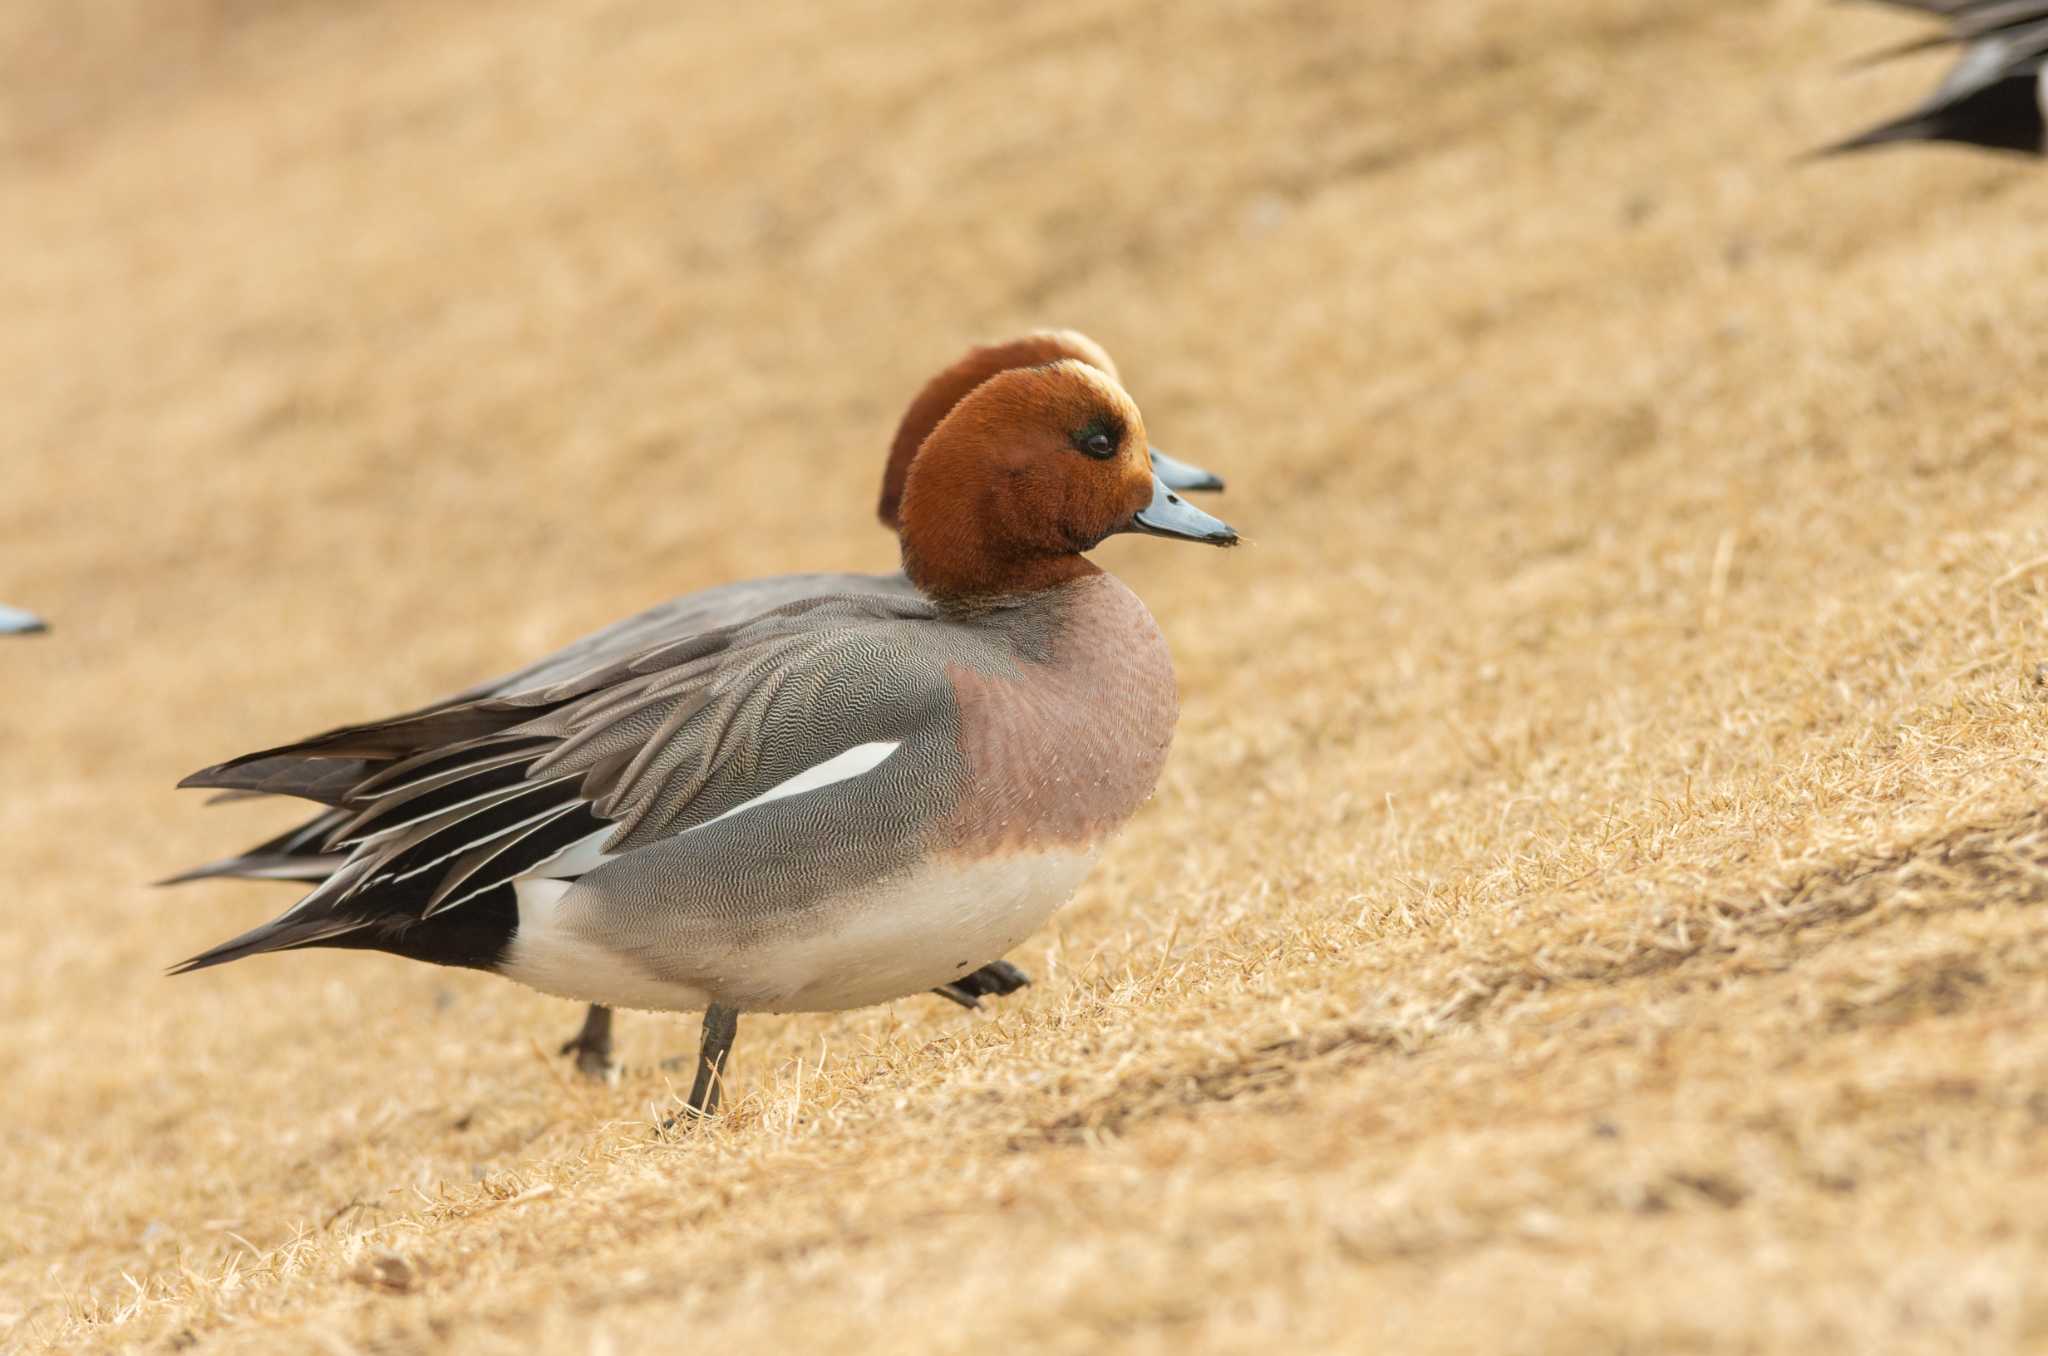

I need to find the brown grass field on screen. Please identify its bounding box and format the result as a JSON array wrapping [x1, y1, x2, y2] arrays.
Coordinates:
[[4, 0, 2048, 1351]]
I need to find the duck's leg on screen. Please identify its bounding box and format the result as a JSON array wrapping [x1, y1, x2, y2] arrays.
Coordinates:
[[646, 960, 1025, 1091], [933, 959, 1032, 1009], [651, 963, 1027, 1082], [685, 1004, 741, 1118], [558, 1004, 615, 1077]]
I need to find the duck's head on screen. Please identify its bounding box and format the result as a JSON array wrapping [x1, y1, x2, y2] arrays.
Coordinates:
[[876, 330, 1224, 531], [898, 360, 1236, 606]]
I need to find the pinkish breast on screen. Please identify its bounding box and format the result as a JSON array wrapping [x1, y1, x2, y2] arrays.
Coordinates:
[[939, 574, 1180, 854]]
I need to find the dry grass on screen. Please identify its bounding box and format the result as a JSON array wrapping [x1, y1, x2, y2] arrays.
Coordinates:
[[4, 0, 2048, 1351]]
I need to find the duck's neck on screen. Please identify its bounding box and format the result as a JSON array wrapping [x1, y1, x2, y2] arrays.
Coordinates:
[[904, 548, 1105, 617]]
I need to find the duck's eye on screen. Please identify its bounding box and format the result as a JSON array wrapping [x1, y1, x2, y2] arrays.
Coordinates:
[[1070, 417, 1123, 460]]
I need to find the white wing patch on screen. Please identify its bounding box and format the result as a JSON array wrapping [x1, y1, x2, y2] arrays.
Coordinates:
[[507, 740, 907, 1006], [523, 739, 905, 882], [696, 739, 903, 830], [528, 828, 615, 880]]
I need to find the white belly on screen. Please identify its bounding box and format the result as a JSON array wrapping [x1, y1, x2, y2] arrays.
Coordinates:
[[501, 877, 718, 1012], [500, 847, 1099, 1015], [748, 847, 1099, 1012]]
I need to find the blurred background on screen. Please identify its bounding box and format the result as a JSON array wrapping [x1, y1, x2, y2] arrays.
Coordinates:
[[5, 1, 2047, 1352]]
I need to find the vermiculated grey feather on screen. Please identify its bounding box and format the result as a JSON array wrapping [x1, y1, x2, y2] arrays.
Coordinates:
[[168, 591, 955, 974]]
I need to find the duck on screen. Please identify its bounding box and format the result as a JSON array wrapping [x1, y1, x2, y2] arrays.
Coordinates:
[[165, 331, 1226, 1076], [0, 606, 47, 634], [173, 358, 1237, 1118], [1822, 0, 2048, 155]]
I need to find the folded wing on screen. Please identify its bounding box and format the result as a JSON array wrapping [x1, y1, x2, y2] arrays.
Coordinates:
[[170, 592, 945, 974]]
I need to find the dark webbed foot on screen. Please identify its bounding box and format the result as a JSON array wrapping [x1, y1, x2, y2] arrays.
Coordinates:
[[558, 1004, 616, 1078], [932, 959, 1032, 1010]]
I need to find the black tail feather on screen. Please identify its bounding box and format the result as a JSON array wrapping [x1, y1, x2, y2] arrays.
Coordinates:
[[168, 911, 372, 975], [1819, 74, 2046, 155], [170, 882, 520, 976]]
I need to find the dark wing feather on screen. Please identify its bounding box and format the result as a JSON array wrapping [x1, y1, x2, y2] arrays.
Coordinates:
[[425, 804, 606, 915], [156, 806, 351, 885], [1926, 17, 2048, 95], [329, 746, 544, 847], [1849, 0, 2048, 21], [176, 704, 526, 794], [157, 850, 346, 886], [169, 574, 911, 812], [1824, 0, 2048, 154], [177, 755, 375, 807], [170, 592, 942, 972]]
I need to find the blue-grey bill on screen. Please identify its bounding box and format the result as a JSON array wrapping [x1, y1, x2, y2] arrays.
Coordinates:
[[1127, 475, 1238, 546], [1147, 447, 1226, 494], [0, 605, 47, 635]]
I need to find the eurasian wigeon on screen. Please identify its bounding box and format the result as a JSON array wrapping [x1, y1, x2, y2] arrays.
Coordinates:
[[0, 606, 47, 634], [1822, 0, 2048, 155], [174, 358, 1236, 1117], [166, 331, 1225, 1076]]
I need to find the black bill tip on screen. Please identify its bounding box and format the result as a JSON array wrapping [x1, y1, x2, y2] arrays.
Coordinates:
[[1126, 475, 1238, 546]]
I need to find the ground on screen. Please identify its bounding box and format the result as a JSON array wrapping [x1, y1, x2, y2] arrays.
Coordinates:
[[3, 0, 2047, 1352]]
